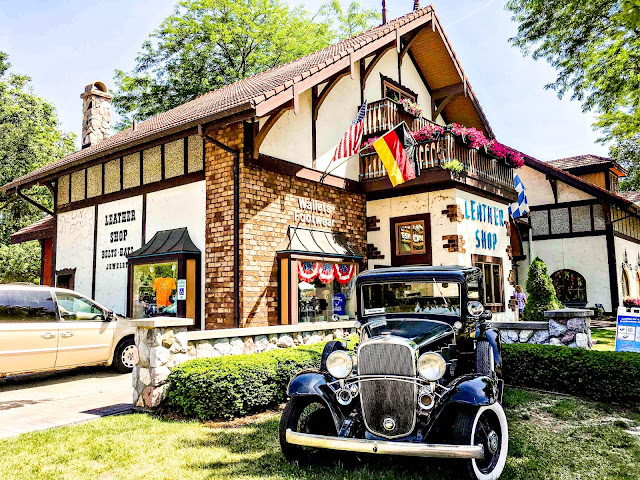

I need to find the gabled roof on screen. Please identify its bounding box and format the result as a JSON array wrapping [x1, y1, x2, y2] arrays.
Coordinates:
[[524, 155, 637, 212], [2, 5, 492, 193], [547, 154, 627, 177], [10, 216, 54, 244]]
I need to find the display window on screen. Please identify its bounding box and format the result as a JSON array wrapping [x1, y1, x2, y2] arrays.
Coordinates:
[[390, 214, 432, 266], [295, 261, 357, 323], [131, 262, 178, 319], [472, 254, 504, 312]]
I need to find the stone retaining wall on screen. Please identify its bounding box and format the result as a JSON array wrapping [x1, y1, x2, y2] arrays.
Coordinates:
[[491, 308, 593, 348], [131, 318, 355, 409]]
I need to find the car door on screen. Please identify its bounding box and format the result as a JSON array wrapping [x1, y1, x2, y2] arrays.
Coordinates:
[[53, 291, 116, 368], [0, 287, 59, 375]]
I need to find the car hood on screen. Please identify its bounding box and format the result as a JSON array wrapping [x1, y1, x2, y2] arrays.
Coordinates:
[[363, 318, 454, 349]]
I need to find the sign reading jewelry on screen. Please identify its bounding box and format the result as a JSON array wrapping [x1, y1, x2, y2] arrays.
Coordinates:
[[95, 196, 143, 314], [294, 198, 336, 228]]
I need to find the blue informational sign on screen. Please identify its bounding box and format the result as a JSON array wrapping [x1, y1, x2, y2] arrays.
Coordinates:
[[615, 308, 640, 353]]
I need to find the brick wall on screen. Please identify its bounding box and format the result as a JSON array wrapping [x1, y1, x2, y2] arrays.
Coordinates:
[[204, 122, 367, 329]]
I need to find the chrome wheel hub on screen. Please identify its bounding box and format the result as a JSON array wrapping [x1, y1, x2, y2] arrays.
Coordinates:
[[487, 430, 499, 454], [122, 345, 135, 369]]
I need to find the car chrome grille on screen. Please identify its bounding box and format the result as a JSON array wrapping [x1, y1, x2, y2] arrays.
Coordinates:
[[358, 340, 417, 438]]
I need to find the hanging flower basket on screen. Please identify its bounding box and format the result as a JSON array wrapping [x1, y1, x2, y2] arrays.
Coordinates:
[[411, 124, 444, 143], [397, 99, 423, 118]]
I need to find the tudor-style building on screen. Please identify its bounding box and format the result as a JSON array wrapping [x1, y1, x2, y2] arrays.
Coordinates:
[[4, 6, 521, 330], [513, 154, 640, 313]]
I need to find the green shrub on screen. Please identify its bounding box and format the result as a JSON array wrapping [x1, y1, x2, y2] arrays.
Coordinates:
[[502, 343, 640, 406], [164, 343, 325, 420], [523, 257, 562, 322]]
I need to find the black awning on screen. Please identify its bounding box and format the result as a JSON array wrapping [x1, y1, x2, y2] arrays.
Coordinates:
[[128, 228, 200, 260], [277, 227, 363, 259]]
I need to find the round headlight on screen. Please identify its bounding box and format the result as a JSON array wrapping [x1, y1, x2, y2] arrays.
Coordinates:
[[417, 352, 446, 381], [326, 350, 353, 379]]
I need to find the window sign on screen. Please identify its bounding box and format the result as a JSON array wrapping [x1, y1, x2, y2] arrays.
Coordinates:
[[177, 279, 187, 300], [615, 308, 640, 353]]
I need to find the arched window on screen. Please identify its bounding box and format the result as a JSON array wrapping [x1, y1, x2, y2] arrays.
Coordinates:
[[551, 270, 587, 307], [622, 269, 631, 298]]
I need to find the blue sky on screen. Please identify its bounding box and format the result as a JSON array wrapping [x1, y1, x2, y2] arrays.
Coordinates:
[[0, 0, 609, 160]]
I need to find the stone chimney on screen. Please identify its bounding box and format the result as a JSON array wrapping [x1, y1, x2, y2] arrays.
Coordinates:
[[382, 0, 387, 24], [80, 81, 112, 149]]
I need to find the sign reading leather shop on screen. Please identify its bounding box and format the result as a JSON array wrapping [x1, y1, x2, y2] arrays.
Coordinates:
[[293, 197, 336, 228]]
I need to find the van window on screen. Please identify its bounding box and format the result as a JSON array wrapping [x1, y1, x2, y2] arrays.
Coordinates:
[[0, 289, 57, 323], [55, 292, 105, 321]]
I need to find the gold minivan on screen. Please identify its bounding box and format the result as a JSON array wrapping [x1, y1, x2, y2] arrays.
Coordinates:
[[0, 285, 136, 376]]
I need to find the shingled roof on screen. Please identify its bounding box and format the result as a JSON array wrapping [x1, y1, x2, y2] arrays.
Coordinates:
[[547, 154, 627, 176], [621, 191, 640, 203], [10, 216, 54, 244], [2, 5, 492, 193]]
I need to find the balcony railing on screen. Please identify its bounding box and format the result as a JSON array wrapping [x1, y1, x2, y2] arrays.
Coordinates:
[[360, 99, 515, 193]]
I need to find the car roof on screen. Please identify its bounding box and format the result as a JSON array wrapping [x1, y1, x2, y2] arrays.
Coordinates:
[[356, 265, 480, 284]]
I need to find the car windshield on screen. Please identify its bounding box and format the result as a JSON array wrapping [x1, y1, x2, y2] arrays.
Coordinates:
[[361, 281, 460, 317]]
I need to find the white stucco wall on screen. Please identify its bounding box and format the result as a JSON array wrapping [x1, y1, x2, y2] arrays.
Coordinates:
[[363, 49, 398, 101], [529, 235, 611, 311], [146, 181, 206, 323], [56, 207, 95, 298], [518, 165, 596, 207], [259, 89, 313, 167], [556, 181, 594, 203], [366, 189, 514, 320], [400, 56, 431, 114], [94, 196, 144, 315]]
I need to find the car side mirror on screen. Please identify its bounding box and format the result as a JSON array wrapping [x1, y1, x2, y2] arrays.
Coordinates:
[[479, 309, 493, 322], [106, 309, 115, 321]]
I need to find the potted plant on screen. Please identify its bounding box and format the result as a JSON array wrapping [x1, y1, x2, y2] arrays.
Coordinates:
[[411, 124, 444, 143], [442, 158, 465, 180], [397, 98, 423, 118]]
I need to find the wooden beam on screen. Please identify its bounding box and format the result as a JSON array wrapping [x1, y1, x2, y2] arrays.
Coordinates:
[[433, 92, 461, 119], [292, 82, 299, 115], [311, 85, 318, 165], [349, 52, 355, 79], [361, 44, 394, 91], [398, 29, 422, 66], [431, 82, 465, 101], [313, 69, 350, 121], [253, 102, 293, 158], [396, 28, 401, 53]]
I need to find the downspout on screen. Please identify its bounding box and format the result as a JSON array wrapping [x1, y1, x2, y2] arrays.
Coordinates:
[[198, 125, 241, 328]]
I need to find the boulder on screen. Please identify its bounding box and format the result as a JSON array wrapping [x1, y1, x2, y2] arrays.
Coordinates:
[[243, 337, 256, 354], [230, 337, 245, 355], [187, 345, 197, 358], [213, 339, 231, 356], [500, 330, 518, 344], [142, 385, 167, 408], [149, 346, 170, 368], [531, 330, 550, 344], [549, 320, 568, 337], [173, 332, 189, 353], [145, 328, 162, 348], [567, 318, 586, 332], [254, 335, 269, 353], [139, 367, 151, 386], [323, 334, 335, 342], [334, 328, 344, 339], [277, 335, 295, 348], [561, 331, 576, 345], [265, 343, 277, 352], [150, 366, 170, 386], [132, 346, 140, 365], [307, 334, 323, 344], [168, 353, 189, 369], [196, 341, 215, 358], [576, 333, 589, 349], [519, 330, 534, 343], [137, 340, 150, 366], [161, 330, 175, 348], [549, 338, 563, 346]]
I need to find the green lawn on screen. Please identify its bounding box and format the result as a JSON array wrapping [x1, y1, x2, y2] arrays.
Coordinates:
[[591, 329, 616, 351], [0, 388, 638, 480]]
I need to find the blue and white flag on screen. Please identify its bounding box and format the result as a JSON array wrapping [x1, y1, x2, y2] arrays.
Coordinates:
[[509, 175, 529, 219]]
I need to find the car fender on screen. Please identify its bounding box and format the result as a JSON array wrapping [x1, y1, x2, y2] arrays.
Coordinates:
[[441, 374, 500, 406], [287, 370, 345, 432], [477, 328, 502, 377]]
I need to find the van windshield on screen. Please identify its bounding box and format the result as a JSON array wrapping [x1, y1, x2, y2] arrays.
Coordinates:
[[361, 281, 460, 317]]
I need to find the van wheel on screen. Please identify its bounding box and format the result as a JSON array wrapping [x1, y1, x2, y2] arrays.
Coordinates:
[[113, 338, 135, 373]]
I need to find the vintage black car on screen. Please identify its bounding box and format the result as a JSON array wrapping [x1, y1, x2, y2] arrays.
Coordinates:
[[280, 266, 507, 480]]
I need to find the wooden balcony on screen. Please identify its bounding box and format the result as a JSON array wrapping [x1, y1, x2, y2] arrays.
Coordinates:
[[360, 100, 516, 199]]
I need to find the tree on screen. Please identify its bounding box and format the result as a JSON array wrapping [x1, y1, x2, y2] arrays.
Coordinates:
[[318, 0, 381, 40], [523, 257, 563, 322], [611, 136, 640, 191], [505, 0, 640, 145], [113, 0, 334, 125], [0, 51, 75, 282]]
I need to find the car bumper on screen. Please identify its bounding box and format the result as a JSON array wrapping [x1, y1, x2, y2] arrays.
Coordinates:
[[285, 429, 485, 459]]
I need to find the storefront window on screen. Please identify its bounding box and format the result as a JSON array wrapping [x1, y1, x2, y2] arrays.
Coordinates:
[[396, 221, 425, 255], [551, 269, 587, 306], [131, 261, 178, 318], [473, 255, 504, 312], [297, 262, 356, 322]]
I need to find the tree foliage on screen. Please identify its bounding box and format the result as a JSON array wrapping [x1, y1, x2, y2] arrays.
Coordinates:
[[611, 136, 640, 191], [113, 0, 334, 125], [0, 52, 75, 283], [505, 0, 640, 145], [318, 0, 380, 40], [523, 257, 563, 322]]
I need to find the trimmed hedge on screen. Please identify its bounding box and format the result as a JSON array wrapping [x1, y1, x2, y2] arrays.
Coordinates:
[[164, 343, 324, 420], [502, 343, 640, 406], [164, 341, 640, 421]]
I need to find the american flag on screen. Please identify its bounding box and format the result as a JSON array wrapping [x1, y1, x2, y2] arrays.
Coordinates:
[[332, 100, 367, 162]]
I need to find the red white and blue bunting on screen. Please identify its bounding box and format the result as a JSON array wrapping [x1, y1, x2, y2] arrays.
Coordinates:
[[317, 262, 336, 283], [298, 261, 320, 282], [334, 263, 355, 284]]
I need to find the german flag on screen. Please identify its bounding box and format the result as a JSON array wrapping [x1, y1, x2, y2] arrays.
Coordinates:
[[372, 122, 417, 186]]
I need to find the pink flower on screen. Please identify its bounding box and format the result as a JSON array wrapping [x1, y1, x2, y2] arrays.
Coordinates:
[[411, 124, 444, 143], [361, 137, 379, 149]]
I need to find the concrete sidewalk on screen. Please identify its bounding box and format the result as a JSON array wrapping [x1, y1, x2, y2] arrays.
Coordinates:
[[0, 367, 132, 438]]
